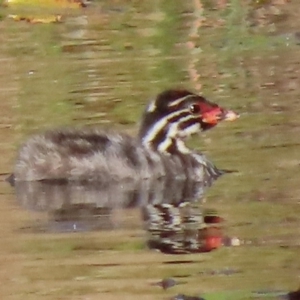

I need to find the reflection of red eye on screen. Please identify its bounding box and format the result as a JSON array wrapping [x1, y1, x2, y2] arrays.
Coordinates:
[[189, 104, 201, 114]]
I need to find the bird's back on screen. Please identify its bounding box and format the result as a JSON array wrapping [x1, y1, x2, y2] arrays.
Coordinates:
[[13, 127, 221, 184]]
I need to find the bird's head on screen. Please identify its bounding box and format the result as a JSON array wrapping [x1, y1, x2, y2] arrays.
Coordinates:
[[139, 89, 238, 154]]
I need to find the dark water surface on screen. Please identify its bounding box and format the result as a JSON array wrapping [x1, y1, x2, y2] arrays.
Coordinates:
[[0, 1, 300, 299]]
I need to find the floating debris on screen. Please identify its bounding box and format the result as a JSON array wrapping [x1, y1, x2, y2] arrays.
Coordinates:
[[8, 14, 62, 23], [172, 294, 205, 300], [151, 278, 185, 290], [198, 267, 242, 276], [4, 0, 86, 9], [4, 0, 87, 23]]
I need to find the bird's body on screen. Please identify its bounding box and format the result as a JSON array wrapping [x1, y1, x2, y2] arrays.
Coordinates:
[[13, 127, 221, 183], [12, 89, 238, 183]]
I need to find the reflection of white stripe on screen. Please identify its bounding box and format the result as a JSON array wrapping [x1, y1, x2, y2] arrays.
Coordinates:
[[168, 95, 195, 108]]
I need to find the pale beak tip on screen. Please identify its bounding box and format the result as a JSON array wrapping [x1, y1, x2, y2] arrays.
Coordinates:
[[224, 110, 239, 121]]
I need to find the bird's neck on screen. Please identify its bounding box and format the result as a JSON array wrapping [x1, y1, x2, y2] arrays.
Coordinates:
[[138, 110, 192, 155], [140, 135, 191, 156]]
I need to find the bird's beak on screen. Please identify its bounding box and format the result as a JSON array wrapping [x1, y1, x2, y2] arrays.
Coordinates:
[[202, 107, 239, 124], [222, 109, 239, 122]]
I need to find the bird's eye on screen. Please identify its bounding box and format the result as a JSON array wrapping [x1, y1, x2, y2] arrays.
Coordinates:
[[189, 104, 201, 114]]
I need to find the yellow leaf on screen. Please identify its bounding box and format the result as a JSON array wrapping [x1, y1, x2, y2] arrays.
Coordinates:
[[4, 0, 85, 9]]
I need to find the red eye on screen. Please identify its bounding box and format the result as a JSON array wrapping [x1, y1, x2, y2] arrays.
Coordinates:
[[189, 104, 201, 114]]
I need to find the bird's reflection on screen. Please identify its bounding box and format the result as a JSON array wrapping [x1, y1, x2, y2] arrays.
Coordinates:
[[12, 177, 225, 253]]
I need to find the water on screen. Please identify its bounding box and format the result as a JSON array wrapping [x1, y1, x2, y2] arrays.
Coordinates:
[[0, 1, 300, 299]]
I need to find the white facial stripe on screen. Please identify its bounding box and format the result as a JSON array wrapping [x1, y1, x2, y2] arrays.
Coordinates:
[[158, 138, 172, 153], [167, 95, 195, 108], [143, 110, 202, 150], [157, 115, 200, 153], [166, 114, 196, 138], [168, 114, 200, 138], [176, 140, 191, 154], [147, 100, 156, 112], [179, 122, 200, 137], [143, 109, 190, 144], [158, 137, 191, 154]]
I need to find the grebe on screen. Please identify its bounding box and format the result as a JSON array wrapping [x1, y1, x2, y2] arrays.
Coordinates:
[[12, 89, 238, 183]]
